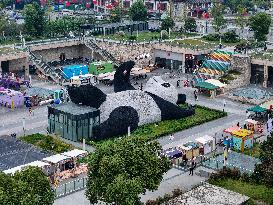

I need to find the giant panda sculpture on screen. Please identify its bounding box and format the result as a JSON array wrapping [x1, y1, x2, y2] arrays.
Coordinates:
[[67, 61, 195, 140]]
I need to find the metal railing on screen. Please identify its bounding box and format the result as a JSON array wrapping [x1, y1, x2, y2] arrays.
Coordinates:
[[54, 176, 88, 198]]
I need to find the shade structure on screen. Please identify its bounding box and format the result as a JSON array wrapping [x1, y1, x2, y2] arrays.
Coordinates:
[[232, 129, 253, 138], [224, 125, 241, 134], [3, 161, 50, 175], [42, 154, 71, 164], [62, 149, 88, 158], [245, 119, 258, 124], [194, 81, 219, 90], [260, 100, 273, 110], [205, 79, 226, 88], [247, 105, 267, 113], [195, 135, 214, 144]]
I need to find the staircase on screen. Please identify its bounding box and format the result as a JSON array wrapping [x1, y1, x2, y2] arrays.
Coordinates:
[[29, 51, 69, 85], [83, 39, 120, 66]]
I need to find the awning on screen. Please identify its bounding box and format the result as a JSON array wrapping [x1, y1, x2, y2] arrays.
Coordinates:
[[62, 149, 88, 158], [247, 105, 267, 113], [194, 81, 219, 90], [232, 129, 253, 137], [42, 154, 71, 164], [205, 79, 226, 88], [224, 125, 241, 134], [245, 119, 258, 124], [3, 161, 50, 175], [260, 100, 273, 110], [195, 135, 214, 144]]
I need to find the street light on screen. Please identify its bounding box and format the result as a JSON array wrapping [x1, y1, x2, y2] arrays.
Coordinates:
[[22, 117, 25, 137]]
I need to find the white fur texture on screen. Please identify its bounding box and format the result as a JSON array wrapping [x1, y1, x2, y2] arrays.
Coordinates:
[[144, 76, 178, 104], [99, 90, 161, 125]]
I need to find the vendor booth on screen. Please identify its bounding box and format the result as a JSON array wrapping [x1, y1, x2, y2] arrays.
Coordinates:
[[3, 161, 50, 175], [195, 135, 214, 155], [231, 129, 254, 152], [178, 142, 199, 160], [193, 79, 226, 98], [245, 119, 265, 134]]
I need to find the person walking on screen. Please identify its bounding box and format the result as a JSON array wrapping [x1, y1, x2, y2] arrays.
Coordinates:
[[189, 159, 195, 176], [194, 90, 198, 101]]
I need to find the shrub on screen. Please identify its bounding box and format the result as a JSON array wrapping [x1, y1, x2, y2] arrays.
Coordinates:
[[128, 35, 137, 40], [116, 31, 125, 37], [161, 30, 168, 39]]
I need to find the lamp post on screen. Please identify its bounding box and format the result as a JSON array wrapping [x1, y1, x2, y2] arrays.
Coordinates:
[[22, 117, 25, 137]]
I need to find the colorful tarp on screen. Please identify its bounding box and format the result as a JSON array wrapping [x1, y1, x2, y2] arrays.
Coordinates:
[[232, 129, 253, 138], [205, 79, 226, 88], [224, 125, 241, 134]]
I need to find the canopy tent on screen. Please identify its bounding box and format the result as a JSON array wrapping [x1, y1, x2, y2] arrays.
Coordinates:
[[205, 79, 226, 88], [260, 100, 273, 110], [62, 149, 87, 158], [195, 135, 214, 145], [232, 129, 253, 138], [247, 105, 267, 113], [245, 119, 258, 125], [42, 154, 71, 164], [3, 161, 50, 175], [224, 125, 241, 134], [194, 81, 219, 90]]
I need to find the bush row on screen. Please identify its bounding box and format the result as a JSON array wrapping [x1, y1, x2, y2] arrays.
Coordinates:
[[145, 189, 183, 205]]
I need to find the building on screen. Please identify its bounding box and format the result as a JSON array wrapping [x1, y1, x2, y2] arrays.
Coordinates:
[[48, 103, 100, 141]]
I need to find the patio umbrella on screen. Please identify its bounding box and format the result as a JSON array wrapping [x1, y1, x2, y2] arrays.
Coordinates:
[[247, 105, 267, 113]]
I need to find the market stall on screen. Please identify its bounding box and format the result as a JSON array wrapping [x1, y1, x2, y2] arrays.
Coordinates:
[[178, 142, 200, 160], [193, 81, 219, 98], [3, 161, 50, 175], [195, 135, 214, 155], [231, 129, 254, 152]]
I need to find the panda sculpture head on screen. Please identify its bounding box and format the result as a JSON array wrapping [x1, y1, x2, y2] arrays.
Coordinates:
[[67, 61, 194, 140]]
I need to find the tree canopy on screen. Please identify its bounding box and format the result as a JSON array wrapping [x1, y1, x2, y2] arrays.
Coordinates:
[[211, 4, 226, 33], [110, 7, 123, 23], [0, 166, 54, 205], [129, 0, 148, 21], [184, 17, 197, 32], [253, 136, 273, 187], [249, 12, 271, 42], [161, 16, 175, 31], [85, 138, 171, 205], [23, 2, 46, 37]]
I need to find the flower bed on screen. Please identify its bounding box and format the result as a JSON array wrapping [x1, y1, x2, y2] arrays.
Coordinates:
[[20, 133, 74, 154]]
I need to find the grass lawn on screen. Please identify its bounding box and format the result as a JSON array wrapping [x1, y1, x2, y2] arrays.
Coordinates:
[[171, 39, 217, 50], [96, 31, 198, 42], [88, 105, 227, 148], [21, 133, 74, 154], [210, 178, 273, 204], [250, 50, 273, 61]]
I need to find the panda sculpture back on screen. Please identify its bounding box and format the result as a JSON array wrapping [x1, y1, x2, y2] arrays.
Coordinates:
[[67, 61, 194, 140]]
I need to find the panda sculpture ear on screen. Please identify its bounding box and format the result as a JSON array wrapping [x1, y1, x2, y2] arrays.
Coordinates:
[[67, 84, 106, 109], [114, 61, 136, 92]]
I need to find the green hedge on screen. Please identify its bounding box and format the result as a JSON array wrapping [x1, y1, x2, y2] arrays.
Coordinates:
[[21, 133, 74, 154], [87, 105, 227, 148]]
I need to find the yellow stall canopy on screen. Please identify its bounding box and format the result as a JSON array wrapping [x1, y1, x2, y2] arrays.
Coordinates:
[[231, 129, 253, 138]]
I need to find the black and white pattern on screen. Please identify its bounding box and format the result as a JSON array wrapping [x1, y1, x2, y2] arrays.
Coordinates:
[[68, 61, 195, 140]]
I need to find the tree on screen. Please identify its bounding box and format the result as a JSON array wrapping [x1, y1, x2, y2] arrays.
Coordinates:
[[161, 16, 175, 31], [184, 17, 197, 32], [235, 7, 248, 33], [211, 4, 226, 33], [85, 138, 171, 205], [253, 136, 273, 187], [0, 166, 54, 204], [129, 0, 148, 21], [110, 7, 123, 23], [249, 12, 271, 42], [23, 2, 46, 37]]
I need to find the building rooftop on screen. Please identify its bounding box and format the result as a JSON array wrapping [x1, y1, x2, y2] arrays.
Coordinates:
[[49, 103, 98, 115]]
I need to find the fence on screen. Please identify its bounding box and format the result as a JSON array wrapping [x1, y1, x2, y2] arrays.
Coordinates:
[[54, 176, 88, 198]]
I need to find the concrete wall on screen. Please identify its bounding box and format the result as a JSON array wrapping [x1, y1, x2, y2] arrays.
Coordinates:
[[154, 49, 184, 61], [33, 44, 103, 63], [225, 54, 251, 91], [9, 57, 29, 72]]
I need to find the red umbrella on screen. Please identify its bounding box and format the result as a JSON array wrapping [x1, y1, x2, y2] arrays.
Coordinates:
[[65, 1, 71, 7], [93, 0, 97, 4], [86, 2, 91, 8]]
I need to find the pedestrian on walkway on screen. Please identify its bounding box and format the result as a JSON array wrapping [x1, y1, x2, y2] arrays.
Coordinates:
[[169, 134, 174, 141], [223, 99, 226, 112], [194, 90, 198, 101], [189, 159, 195, 176], [177, 80, 180, 87]]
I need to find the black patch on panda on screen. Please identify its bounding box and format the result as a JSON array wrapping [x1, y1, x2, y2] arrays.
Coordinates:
[[146, 92, 195, 121], [67, 84, 106, 109], [114, 61, 136, 92], [92, 106, 139, 140], [177, 94, 187, 104]]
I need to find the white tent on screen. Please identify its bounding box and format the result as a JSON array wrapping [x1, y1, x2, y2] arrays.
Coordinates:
[[42, 154, 71, 164], [205, 79, 226, 88], [195, 135, 214, 154], [3, 161, 50, 175], [62, 149, 87, 158]]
